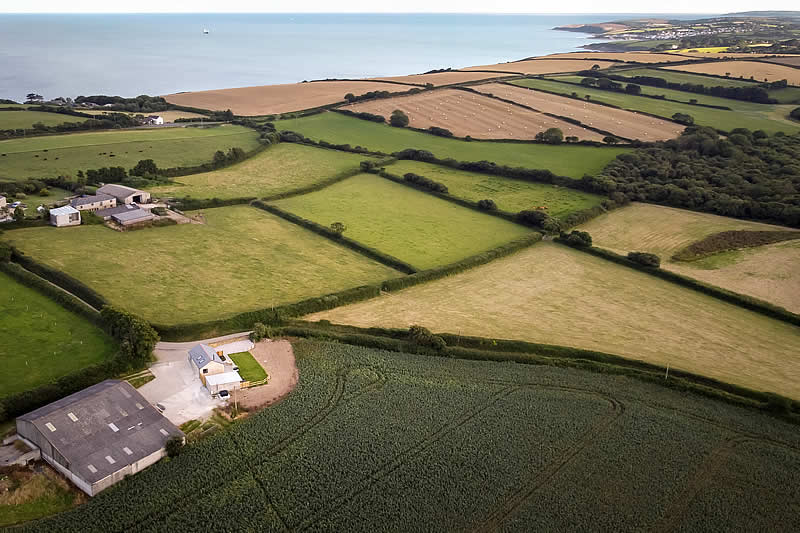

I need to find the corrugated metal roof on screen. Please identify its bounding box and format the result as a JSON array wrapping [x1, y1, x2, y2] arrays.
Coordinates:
[[112, 209, 153, 223], [97, 184, 142, 199], [205, 371, 243, 386], [17, 380, 183, 485], [95, 204, 141, 218], [50, 205, 79, 216], [70, 193, 115, 208]]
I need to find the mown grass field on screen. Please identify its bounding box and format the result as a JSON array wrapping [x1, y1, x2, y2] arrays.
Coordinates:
[[0, 270, 118, 397], [579, 203, 800, 312], [148, 143, 376, 200], [511, 78, 800, 134], [271, 173, 532, 270], [0, 125, 261, 180], [3, 206, 399, 326], [308, 242, 800, 399], [386, 160, 604, 218], [23, 341, 800, 532], [0, 110, 85, 130], [0, 185, 72, 215], [274, 112, 628, 178], [229, 351, 268, 382]]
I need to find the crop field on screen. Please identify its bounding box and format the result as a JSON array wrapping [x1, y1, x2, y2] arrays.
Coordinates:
[[275, 112, 629, 178], [148, 143, 377, 200], [386, 160, 604, 218], [308, 242, 800, 399], [3, 206, 398, 326], [663, 61, 800, 85], [344, 88, 605, 141], [0, 125, 261, 180], [0, 270, 117, 398], [476, 83, 683, 140], [370, 71, 513, 86], [540, 51, 693, 63], [610, 67, 761, 88], [24, 340, 800, 532], [511, 78, 800, 134], [762, 56, 800, 67], [272, 173, 531, 270], [0, 110, 84, 130], [461, 58, 617, 74], [164, 80, 418, 116], [579, 203, 800, 312]]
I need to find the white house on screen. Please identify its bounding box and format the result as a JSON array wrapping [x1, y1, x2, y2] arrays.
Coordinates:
[[96, 184, 151, 205], [49, 205, 81, 227], [144, 115, 164, 125], [0, 195, 6, 209], [188, 344, 242, 395]]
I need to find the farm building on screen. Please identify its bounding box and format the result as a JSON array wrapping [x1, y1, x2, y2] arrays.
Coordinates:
[[0, 195, 6, 209], [96, 184, 151, 205], [188, 344, 242, 394], [70, 193, 117, 212], [144, 115, 164, 125], [15, 380, 184, 496], [95, 203, 146, 220], [49, 205, 81, 227], [112, 208, 155, 226]]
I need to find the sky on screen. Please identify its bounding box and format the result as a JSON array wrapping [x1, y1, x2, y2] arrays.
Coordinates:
[[1, 1, 798, 14]]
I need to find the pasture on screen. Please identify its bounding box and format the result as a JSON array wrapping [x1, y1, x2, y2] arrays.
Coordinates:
[[25, 340, 800, 532], [0, 125, 261, 180], [461, 58, 617, 74], [275, 112, 629, 178], [3, 206, 398, 325], [476, 83, 683, 140], [663, 61, 800, 85], [0, 270, 117, 397], [271, 173, 532, 270], [18, 186, 72, 214], [610, 67, 760, 88], [0, 110, 84, 130], [579, 203, 800, 312], [308, 242, 800, 399], [511, 78, 800, 134], [387, 160, 604, 218], [164, 80, 418, 116], [148, 143, 376, 200], [371, 71, 513, 86], [344, 88, 605, 141]]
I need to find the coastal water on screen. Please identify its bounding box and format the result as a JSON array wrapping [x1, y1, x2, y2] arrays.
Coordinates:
[[0, 13, 708, 100]]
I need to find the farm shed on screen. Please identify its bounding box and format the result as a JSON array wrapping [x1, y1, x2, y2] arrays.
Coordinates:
[[145, 115, 164, 125], [96, 183, 151, 205], [70, 193, 117, 212], [0, 195, 6, 208], [111, 208, 155, 226], [95, 203, 146, 220], [204, 371, 244, 395], [15, 380, 183, 496], [49, 205, 81, 227]]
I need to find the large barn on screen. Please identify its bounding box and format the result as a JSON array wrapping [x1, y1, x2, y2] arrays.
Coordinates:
[[16, 380, 183, 496]]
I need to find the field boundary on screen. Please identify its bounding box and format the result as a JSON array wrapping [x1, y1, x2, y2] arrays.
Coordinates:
[[555, 241, 800, 327]]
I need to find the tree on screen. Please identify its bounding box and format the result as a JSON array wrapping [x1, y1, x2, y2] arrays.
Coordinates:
[[625, 83, 642, 95], [564, 230, 592, 247], [130, 159, 159, 177], [476, 199, 497, 211], [13, 205, 24, 222], [344, 93, 356, 102], [603, 136, 621, 145], [565, 136, 579, 143], [165, 436, 184, 458], [389, 109, 409, 127], [25, 93, 43, 103], [330, 221, 347, 237], [591, 64, 601, 70], [580, 77, 597, 87], [249, 322, 271, 342], [100, 306, 160, 363], [672, 113, 694, 125], [535, 127, 564, 145], [627, 251, 661, 268], [790, 107, 800, 121]]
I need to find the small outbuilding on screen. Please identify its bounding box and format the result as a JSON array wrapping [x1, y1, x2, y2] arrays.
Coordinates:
[[112, 209, 155, 226], [49, 205, 81, 227], [16, 380, 183, 496], [204, 371, 244, 396], [144, 115, 164, 125], [0, 195, 6, 209], [96, 184, 151, 205]]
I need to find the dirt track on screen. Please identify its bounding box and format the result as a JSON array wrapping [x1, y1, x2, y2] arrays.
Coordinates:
[[476, 83, 684, 141], [345, 88, 604, 141]]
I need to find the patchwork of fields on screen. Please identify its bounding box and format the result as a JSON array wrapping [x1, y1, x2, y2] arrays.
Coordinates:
[[23, 341, 800, 532], [344, 88, 605, 141], [308, 242, 800, 399], [511, 78, 800, 133], [663, 60, 800, 85], [475, 83, 683, 140], [370, 71, 512, 86], [0, 125, 261, 179], [579, 203, 800, 312], [541, 51, 693, 63], [0, 270, 117, 397], [275, 112, 629, 178], [386, 160, 604, 217], [610, 67, 760, 87], [4, 206, 400, 326], [148, 143, 376, 200], [461, 58, 618, 74], [271, 173, 532, 270]]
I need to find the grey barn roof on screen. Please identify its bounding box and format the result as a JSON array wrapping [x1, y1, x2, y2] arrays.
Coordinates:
[[112, 209, 153, 223], [18, 380, 182, 485], [188, 344, 223, 369], [97, 184, 144, 199], [95, 204, 142, 218], [70, 193, 115, 207]]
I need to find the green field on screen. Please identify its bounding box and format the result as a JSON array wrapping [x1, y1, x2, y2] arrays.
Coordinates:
[[272, 173, 532, 269], [512, 78, 800, 134], [0, 110, 84, 130], [386, 160, 604, 218], [229, 351, 268, 382], [3, 206, 398, 326], [275, 112, 628, 178], [767, 86, 800, 104], [309, 242, 800, 399], [0, 125, 261, 180], [148, 143, 376, 200], [22, 340, 800, 532], [0, 270, 117, 397]]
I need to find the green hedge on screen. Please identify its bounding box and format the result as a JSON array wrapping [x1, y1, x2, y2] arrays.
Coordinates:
[[168, 196, 256, 210], [252, 201, 417, 274], [0, 218, 49, 231], [261, 166, 366, 202], [563, 243, 800, 327], [10, 248, 108, 310]]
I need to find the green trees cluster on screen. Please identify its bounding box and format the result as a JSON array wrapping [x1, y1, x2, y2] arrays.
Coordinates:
[[390, 109, 410, 128], [403, 172, 448, 193], [535, 127, 564, 144], [627, 251, 661, 268], [100, 306, 160, 364]]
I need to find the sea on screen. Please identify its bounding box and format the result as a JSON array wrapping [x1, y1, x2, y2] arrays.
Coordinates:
[[0, 13, 713, 101]]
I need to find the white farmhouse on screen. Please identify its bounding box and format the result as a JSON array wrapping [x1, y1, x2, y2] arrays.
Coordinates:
[[145, 115, 164, 125], [49, 205, 81, 227]]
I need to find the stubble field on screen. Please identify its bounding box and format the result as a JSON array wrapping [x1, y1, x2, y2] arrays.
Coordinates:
[[663, 61, 800, 85], [370, 71, 513, 86], [461, 58, 618, 74]]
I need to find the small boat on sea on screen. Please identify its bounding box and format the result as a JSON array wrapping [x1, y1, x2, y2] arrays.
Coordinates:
[[203, 28, 209, 34]]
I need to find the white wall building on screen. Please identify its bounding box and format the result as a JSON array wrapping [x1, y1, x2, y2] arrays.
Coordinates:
[[49, 205, 81, 227]]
